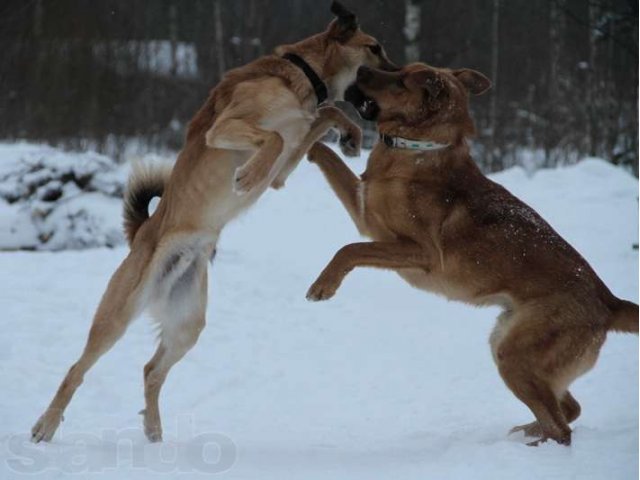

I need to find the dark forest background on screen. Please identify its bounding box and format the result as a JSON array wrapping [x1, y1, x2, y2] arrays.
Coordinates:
[[0, 0, 637, 173]]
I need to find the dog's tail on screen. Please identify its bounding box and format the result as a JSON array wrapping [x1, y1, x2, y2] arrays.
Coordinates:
[[123, 161, 173, 245], [608, 298, 639, 334]]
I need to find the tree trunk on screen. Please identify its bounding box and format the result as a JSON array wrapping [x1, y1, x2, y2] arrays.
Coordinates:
[[169, 3, 178, 77], [488, 0, 500, 171], [403, 0, 421, 63], [214, 0, 226, 81], [604, 0, 617, 162], [586, 1, 598, 157], [33, 0, 43, 37], [545, 0, 562, 167]]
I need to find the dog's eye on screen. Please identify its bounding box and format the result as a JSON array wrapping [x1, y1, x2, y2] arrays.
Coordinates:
[[368, 44, 381, 55]]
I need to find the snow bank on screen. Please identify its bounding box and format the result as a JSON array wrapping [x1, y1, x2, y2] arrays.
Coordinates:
[[0, 142, 130, 250]]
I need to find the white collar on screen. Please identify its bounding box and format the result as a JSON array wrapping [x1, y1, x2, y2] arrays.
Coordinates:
[[380, 133, 450, 151]]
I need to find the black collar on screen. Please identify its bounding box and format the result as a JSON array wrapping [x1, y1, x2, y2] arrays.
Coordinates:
[[282, 53, 328, 106]]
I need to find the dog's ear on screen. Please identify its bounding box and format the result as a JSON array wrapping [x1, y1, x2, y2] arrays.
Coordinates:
[[406, 69, 445, 98], [329, 1, 358, 42], [452, 69, 492, 95]]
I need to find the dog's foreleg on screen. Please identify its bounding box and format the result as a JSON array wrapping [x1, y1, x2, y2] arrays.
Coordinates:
[[271, 106, 362, 190], [307, 142, 367, 235], [206, 118, 284, 195], [306, 241, 429, 301]]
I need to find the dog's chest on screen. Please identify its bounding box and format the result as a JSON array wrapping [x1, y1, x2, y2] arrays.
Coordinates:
[[358, 181, 396, 241], [361, 176, 428, 240], [360, 175, 483, 303]]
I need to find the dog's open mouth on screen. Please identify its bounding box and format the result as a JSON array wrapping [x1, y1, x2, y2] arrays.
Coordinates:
[[344, 84, 379, 121]]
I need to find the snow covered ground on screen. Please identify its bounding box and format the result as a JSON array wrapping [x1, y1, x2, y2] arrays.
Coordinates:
[[0, 147, 637, 479]]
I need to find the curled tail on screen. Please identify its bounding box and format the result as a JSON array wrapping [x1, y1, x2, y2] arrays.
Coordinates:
[[123, 161, 173, 245], [608, 299, 639, 334]]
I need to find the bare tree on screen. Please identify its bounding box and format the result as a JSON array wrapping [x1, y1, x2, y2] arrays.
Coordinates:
[[545, 0, 562, 166], [404, 0, 421, 62], [214, 0, 226, 80], [488, 0, 500, 170], [586, 0, 598, 157], [169, 3, 178, 77]]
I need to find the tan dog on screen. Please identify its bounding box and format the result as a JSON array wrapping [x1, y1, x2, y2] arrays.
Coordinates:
[[306, 62, 638, 446], [31, 2, 396, 443]]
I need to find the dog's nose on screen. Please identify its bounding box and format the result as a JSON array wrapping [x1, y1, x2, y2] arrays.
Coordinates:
[[380, 59, 400, 72], [357, 66, 372, 83]]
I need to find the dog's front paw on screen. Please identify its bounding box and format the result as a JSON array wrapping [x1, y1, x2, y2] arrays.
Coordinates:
[[233, 163, 264, 195], [270, 178, 285, 190], [306, 276, 340, 301], [270, 170, 289, 190], [339, 126, 362, 157], [31, 409, 63, 443]]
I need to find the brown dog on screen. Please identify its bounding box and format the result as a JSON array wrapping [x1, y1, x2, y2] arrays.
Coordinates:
[[306, 62, 638, 446], [31, 2, 397, 443]]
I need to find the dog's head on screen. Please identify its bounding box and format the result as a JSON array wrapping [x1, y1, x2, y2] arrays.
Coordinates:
[[346, 63, 491, 141], [276, 1, 397, 101]]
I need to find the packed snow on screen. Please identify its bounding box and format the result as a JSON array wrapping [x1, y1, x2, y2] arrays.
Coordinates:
[[0, 144, 637, 479]]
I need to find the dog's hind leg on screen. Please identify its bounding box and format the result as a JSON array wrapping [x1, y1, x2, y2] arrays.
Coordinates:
[[141, 250, 209, 442], [31, 245, 155, 443], [498, 362, 571, 446], [495, 323, 575, 445], [560, 391, 581, 423], [509, 390, 582, 438]]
